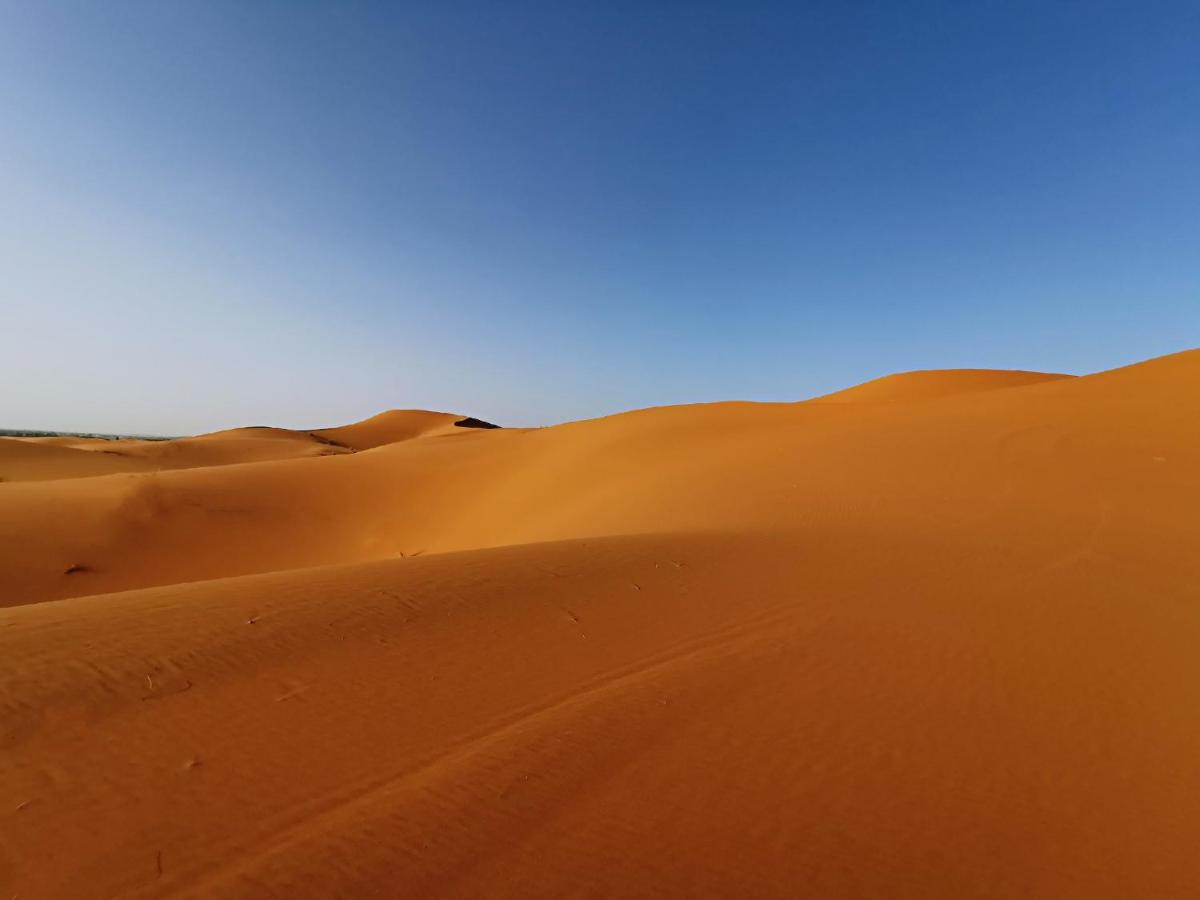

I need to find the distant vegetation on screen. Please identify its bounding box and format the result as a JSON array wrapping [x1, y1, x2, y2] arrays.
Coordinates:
[[0, 429, 173, 441]]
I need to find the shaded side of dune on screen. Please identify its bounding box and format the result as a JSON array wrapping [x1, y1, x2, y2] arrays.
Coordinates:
[[3, 349, 1200, 898]]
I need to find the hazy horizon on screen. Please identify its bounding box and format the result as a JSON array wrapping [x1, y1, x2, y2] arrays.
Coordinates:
[[3, 1, 1197, 433]]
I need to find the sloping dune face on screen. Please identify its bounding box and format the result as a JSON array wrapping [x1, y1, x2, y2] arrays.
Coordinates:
[[310, 409, 476, 450], [811, 367, 1072, 403], [2, 351, 1199, 898], [0, 436, 158, 482], [0, 410, 479, 483]]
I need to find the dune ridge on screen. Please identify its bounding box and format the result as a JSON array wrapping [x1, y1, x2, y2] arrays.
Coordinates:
[[2, 349, 1199, 897], [810, 367, 1073, 403], [0, 409, 497, 484]]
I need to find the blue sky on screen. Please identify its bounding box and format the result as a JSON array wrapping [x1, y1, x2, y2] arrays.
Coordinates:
[[2, 1, 1197, 432]]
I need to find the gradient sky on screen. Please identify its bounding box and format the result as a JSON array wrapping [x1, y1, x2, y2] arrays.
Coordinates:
[[2, 1, 1197, 433]]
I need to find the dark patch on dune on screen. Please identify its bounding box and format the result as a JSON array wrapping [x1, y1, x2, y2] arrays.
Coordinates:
[[305, 432, 354, 450], [454, 417, 501, 430]]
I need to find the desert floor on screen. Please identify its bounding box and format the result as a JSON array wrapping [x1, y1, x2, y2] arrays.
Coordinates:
[[3, 350, 1199, 897]]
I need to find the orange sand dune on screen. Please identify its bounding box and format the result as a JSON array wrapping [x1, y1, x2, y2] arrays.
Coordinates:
[[811, 367, 1072, 403], [15, 435, 120, 448], [0, 410, 487, 484], [2, 350, 1199, 897], [311, 408, 494, 450], [0, 436, 157, 482]]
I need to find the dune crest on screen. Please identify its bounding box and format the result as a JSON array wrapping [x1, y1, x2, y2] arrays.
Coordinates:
[[2, 350, 1199, 897], [310, 409, 497, 451], [0, 409, 495, 483], [810, 367, 1072, 403]]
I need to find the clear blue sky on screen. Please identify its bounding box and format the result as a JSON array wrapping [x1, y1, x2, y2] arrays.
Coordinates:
[[2, 1, 1197, 432]]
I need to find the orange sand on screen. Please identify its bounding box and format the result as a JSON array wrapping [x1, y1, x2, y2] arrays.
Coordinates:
[[2, 351, 1199, 897]]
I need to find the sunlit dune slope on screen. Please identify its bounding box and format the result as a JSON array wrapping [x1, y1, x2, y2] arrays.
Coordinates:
[[0, 436, 157, 482], [2, 351, 1195, 606], [0, 410, 487, 483], [14, 435, 121, 449], [311, 409, 494, 450], [2, 349, 1200, 898], [811, 367, 1072, 403]]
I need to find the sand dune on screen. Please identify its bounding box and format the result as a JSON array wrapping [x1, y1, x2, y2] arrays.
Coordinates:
[[1, 428, 341, 483], [0, 410, 493, 485], [3, 350, 1199, 897], [811, 367, 1072, 403], [0, 436, 157, 482], [310, 408, 496, 450]]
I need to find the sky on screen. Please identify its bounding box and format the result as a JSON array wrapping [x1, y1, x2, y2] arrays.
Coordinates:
[[1, 0, 1197, 433]]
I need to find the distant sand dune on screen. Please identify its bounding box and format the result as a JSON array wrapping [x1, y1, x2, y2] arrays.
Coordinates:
[[0, 409, 495, 484], [310, 408, 485, 450], [0, 435, 157, 482], [2, 350, 1199, 897], [810, 367, 1072, 403]]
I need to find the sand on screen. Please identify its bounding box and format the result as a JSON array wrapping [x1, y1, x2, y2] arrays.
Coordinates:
[[2, 350, 1199, 897]]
